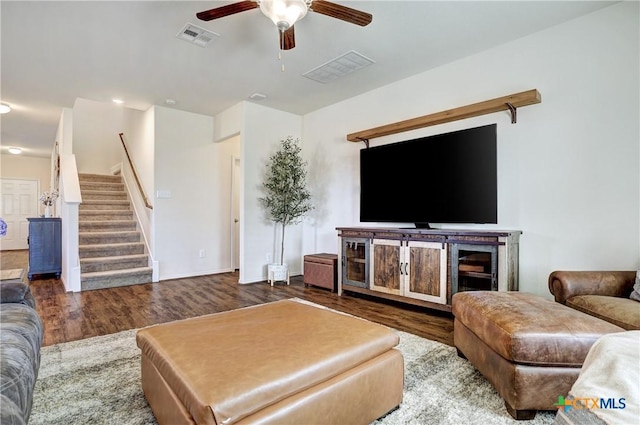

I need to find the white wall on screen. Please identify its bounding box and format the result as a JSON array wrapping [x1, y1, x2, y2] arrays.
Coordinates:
[[153, 106, 229, 280], [240, 102, 303, 283], [72, 98, 132, 174], [214, 102, 243, 143], [121, 106, 155, 262], [301, 2, 640, 297], [56, 107, 73, 156]]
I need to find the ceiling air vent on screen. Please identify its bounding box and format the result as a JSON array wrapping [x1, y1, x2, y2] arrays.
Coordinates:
[[302, 50, 375, 84], [177, 23, 219, 47]]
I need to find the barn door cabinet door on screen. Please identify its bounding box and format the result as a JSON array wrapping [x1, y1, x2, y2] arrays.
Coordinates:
[[405, 240, 447, 304], [370, 238, 447, 304], [370, 239, 402, 295]]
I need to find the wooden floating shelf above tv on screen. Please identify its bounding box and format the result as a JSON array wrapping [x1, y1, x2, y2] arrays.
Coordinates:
[[346, 89, 541, 143]]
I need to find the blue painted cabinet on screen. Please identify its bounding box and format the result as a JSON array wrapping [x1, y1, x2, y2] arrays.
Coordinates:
[[27, 217, 61, 280]]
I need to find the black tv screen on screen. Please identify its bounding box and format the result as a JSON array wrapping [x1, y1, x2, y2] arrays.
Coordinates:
[[359, 124, 497, 227]]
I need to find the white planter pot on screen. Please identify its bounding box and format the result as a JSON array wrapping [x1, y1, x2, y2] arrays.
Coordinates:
[[267, 263, 289, 286]]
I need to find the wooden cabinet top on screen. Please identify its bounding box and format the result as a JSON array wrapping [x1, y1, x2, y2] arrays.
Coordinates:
[[336, 227, 521, 239]]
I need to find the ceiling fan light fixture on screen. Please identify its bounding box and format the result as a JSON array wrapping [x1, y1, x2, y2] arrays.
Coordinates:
[[259, 0, 309, 31]]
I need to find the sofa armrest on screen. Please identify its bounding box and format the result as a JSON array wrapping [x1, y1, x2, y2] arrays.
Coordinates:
[[548, 271, 636, 304], [0, 280, 36, 309]]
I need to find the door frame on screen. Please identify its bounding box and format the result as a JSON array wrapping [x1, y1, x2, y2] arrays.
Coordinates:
[[230, 156, 241, 271]]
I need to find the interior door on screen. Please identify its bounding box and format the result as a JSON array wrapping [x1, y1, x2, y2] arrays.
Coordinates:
[[0, 179, 38, 250], [231, 156, 240, 271]]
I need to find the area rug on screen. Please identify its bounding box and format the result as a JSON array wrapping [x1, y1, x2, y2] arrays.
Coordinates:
[[31, 324, 555, 425]]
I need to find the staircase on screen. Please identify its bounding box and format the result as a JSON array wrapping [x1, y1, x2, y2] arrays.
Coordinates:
[[79, 173, 152, 290]]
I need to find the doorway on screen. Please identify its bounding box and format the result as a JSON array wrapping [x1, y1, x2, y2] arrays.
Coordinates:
[[231, 156, 241, 271], [0, 179, 39, 250]]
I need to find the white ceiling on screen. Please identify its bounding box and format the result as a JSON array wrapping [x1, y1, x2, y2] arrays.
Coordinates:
[[1, 1, 616, 157]]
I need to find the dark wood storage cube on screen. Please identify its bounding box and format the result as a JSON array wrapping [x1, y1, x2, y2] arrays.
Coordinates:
[[304, 253, 338, 292]]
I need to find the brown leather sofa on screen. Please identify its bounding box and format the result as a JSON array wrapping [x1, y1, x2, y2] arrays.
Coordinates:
[[548, 271, 639, 330]]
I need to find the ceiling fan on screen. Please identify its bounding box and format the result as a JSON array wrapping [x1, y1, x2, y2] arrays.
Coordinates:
[[196, 0, 372, 50]]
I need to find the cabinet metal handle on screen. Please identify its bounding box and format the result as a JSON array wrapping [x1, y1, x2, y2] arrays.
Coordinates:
[[405, 262, 409, 275], [399, 262, 404, 275]]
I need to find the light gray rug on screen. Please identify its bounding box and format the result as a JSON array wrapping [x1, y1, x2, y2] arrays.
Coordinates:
[[31, 328, 555, 425]]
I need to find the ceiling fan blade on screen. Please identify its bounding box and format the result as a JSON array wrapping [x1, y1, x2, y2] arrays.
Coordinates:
[[280, 26, 296, 50], [196, 1, 258, 21], [310, 0, 372, 26]]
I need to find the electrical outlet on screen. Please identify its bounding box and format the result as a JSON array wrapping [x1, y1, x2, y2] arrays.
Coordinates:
[[266, 253, 272, 263], [199, 249, 206, 258]]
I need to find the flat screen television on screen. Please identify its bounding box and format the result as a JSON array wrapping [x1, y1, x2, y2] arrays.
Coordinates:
[[359, 123, 497, 228]]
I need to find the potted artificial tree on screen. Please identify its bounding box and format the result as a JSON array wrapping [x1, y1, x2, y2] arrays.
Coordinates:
[[260, 136, 313, 284]]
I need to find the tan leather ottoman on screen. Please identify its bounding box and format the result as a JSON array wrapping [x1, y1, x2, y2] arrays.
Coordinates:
[[303, 253, 338, 292], [136, 299, 403, 425], [452, 291, 624, 420]]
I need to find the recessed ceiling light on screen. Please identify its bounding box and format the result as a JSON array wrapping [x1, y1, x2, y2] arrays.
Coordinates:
[[112, 98, 124, 104], [165, 99, 176, 105], [0, 103, 11, 114], [8, 147, 22, 155]]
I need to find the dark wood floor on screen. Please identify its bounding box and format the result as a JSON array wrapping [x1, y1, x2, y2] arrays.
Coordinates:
[[1, 250, 454, 347]]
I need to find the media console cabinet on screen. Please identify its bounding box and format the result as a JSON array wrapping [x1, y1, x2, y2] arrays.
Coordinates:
[[337, 227, 521, 312]]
